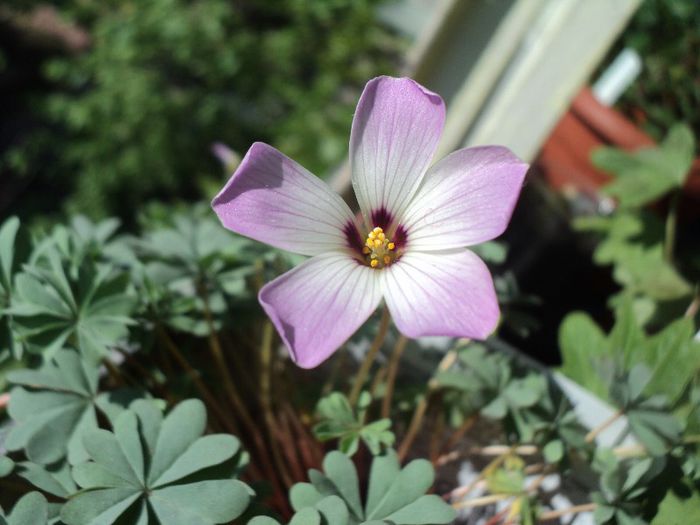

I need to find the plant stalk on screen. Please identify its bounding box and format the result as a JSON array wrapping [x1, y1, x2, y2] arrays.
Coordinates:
[[381, 335, 408, 418], [398, 349, 458, 460], [349, 306, 391, 406], [585, 409, 624, 443]]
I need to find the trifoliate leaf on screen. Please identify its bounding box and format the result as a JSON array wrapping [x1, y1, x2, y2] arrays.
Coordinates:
[[61, 399, 251, 525], [5, 350, 133, 465], [313, 392, 394, 456], [289, 450, 455, 525]]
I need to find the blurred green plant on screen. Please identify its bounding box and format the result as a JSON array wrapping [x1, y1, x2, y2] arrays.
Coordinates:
[[2, 0, 402, 220], [576, 124, 697, 324], [615, 0, 700, 140]]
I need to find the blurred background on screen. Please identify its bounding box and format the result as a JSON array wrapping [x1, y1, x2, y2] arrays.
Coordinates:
[[1, 0, 699, 362]]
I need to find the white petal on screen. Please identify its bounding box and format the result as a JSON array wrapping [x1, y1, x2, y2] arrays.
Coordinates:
[[401, 146, 528, 250]]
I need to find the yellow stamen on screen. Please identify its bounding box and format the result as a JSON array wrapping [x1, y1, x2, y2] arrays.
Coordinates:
[[363, 226, 397, 269]]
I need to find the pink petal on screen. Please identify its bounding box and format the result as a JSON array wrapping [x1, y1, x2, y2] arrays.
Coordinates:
[[350, 77, 445, 227], [401, 146, 528, 250], [381, 249, 499, 340], [212, 142, 357, 256], [259, 254, 382, 368]]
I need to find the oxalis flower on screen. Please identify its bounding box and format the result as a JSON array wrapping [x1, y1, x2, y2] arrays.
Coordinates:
[[212, 76, 528, 368]]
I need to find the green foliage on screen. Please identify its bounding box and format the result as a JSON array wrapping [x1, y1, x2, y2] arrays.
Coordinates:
[[273, 450, 455, 525], [560, 303, 700, 406], [4, 349, 134, 465], [592, 124, 695, 208], [130, 204, 264, 336], [7, 238, 135, 361], [61, 399, 251, 525], [4, 0, 401, 219], [591, 452, 666, 525], [437, 344, 588, 457], [578, 125, 697, 326], [313, 392, 394, 456], [615, 0, 700, 140], [0, 492, 49, 525], [652, 480, 700, 525], [0, 217, 26, 361]]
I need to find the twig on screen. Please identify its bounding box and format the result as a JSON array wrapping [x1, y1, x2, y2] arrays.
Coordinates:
[[398, 350, 459, 460], [585, 409, 624, 443], [381, 335, 408, 418], [449, 445, 518, 501], [453, 493, 513, 509], [0, 393, 9, 410], [538, 503, 596, 521], [349, 307, 391, 406], [473, 445, 539, 456]]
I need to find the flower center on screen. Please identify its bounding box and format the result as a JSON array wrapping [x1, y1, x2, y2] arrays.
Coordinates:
[[362, 226, 396, 269]]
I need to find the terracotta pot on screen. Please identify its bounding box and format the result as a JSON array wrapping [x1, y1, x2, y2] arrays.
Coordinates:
[[537, 87, 700, 204]]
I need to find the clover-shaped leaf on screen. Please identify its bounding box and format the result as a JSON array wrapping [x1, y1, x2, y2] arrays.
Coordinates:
[[313, 392, 394, 456], [0, 492, 49, 525], [287, 450, 455, 525], [5, 350, 131, 465], [61, 399, 251, 525], [8, 249, 135, 360]]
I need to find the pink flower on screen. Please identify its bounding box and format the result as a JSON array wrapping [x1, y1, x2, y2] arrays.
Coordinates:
[[212, 77, 528, 368]]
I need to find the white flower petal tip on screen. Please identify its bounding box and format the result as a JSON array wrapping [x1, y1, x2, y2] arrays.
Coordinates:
[[350, 76, 446, 223], [401, 146, 529, 251]]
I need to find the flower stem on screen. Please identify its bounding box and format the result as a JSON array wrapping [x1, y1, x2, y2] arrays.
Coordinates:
[[398, 349, 458, 461], [585, 409, 624, 443], [156, 325, 238, 435], [349, 306, 391, 406], [260, 320, 295, 488], [381, 335, 408, 418]]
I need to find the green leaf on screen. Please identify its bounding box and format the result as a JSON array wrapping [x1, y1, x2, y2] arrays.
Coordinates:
[[5, 350, 129, 465], [313, 392, 394, 457], [17, 460, 77, 498], [61, 399, 251, 525], [593, 124, 695, 208], [287, 449, 455, 525], [0, 492, 48, 525], [0, 457, 13, 478], [558, 312, 611, 398], [652, 481, 700, 525], [10, 248, 135, 359]]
